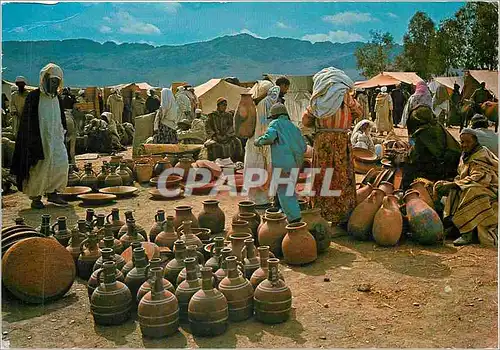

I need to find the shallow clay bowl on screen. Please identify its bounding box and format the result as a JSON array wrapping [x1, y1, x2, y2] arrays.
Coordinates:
[[120, 242, 161, 264], [60, 186, 92, 199], [77, 193, 117, 205], [2, 237, 76, 303], [149, 175, 183, 189], [99, 186, 138, 197], [184, 182, 218, 195], [148, 188, 184, 200], [178, 227, 212, 241]]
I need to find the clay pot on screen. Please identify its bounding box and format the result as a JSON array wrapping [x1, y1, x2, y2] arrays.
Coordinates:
[[99, 224, 124, 254], [77, 232, 101, 280], [175, 257, 202, 322], [96, 165, 108, 188], [93, 214, 106, 241], [218, 256, 254, 322], [188, 267, 229, 337], [356, 183, 373, 204], [155, 216, 179, 249], [373, 195, 403, 246], [300, 208, 331, 254], [116, 163, 133, 186], [282, 222, 317, 265], [176, 245, 205, 285], [173, 205, 199, 231], [236, 213, 259, 243], [347, 188, 385, 241], [198, 199, 225, 234], [124, 247, 150, 308], [228, 224, 253, 262], [90, 261, 132, 325], [36, 214, 54, 238], [352, 147, 378, 174], [80, 165, 98, 191], [205, 236, 225, 272], [121, 241, 142, 278], [234, 93, 257, 138], [67, 220, 87, 262], [153, 159, 172, 177], [51, 216, 72, 247], [175, 157, 194, 181], [258, 212, 287, 257], [95, 237, 126, 271], [164, 240, 187, 286], [178, 220, 203, 250], [410, 180, 434, 209], [149, 210, 166, 243], [118, 211, 148, 240], [87, 248, 125, 299], [68, 164, 81, 186], [106, 208, 124, 238], [254, 258, 292, 324], [104, 166, 123, 187], [135, 162, 153, 183], [214, 248, 233, 287], [378, 181, 394, 195], [123, 158, 135, 174], [297, 200, 309, 211], [109, 155, 123, 168], [120, 219, 146, 251], [250, 246, 270, 289], [233, 200, 261, 226], [404, 190, 444, 245], [137, 259, 175, 304], [138, 266, 179, 338], [242, 238, 259, 279]]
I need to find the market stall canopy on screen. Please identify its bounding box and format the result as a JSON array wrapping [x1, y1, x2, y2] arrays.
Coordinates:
[[428, 76, 464, 94], [468, 70, 498, 97], [194, 78, 249, 114], [354, 72, 424, 89]]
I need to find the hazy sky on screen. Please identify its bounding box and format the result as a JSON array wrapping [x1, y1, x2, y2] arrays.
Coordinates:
[[2, 1, 465, 45]]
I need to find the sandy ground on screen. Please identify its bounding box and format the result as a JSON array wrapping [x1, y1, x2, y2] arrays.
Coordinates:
[[1, 126, 498, 348]]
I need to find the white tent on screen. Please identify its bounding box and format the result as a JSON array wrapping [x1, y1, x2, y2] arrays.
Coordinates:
[[428, 76, 464, 94], [194, 79, 249, 114]]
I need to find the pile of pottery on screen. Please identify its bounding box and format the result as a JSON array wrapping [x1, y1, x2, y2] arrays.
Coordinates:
[[68, 158, 134, 190], [350, 180, 443, 246]]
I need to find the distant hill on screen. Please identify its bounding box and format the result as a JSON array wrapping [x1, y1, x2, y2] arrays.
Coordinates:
[[1, 34, 401, 87]]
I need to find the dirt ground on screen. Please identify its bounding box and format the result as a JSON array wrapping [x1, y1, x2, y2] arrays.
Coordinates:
[[1, 126, 498, 348]]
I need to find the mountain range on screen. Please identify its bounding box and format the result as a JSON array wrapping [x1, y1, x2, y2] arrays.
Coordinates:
[[2, 34, 401, 87]]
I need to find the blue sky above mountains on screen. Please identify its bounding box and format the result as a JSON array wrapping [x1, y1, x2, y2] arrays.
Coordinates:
[[2, 1, 464, 45]]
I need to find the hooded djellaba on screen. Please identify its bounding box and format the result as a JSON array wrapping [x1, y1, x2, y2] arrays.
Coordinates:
[[10, 63, 70, 209]]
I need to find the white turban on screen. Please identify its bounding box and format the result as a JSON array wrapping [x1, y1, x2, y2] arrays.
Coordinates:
[[195, 108, 202, 114], [177, 86, 185, 92], [15, 76, 27, 84], [39, 63, 63, 95], [460, 128, 477, 137], [381, 86, 387, 93]]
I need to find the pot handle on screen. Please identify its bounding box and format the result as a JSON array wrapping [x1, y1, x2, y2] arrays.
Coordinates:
[[51, 221, 59, 232], [79, 238, 89, 254], [195, 250, 205, 265], [138, 230, 148, 242], [96, 268, 104, 288], [144, 264, 151, 280], [106, 213, 113, 224]]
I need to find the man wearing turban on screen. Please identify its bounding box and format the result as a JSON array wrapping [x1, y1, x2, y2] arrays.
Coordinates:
[[10, 75, 30, 138]]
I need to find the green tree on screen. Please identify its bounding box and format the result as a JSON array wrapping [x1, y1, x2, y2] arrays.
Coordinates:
[[471, 2, 498, 70], [354, 30, 394, 78]]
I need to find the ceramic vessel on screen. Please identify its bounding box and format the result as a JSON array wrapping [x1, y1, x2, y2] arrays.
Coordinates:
[[135, 162, 153, 183], [36, 214, 54, 238], [178, 220, 203, 249], [300, 208, 331, 254], [96, 165, 108, 188], [176, 245, 205, 285], [95, 237, 126, 271], [410, 180, 434, 209], [205, 237, 225, 272], [149, 210, 166, 243], [373, 195, 403, 246], [175, 257, 201, 321], [378, 181, 394, 195], [282, 222, 317, 265], [117, 163, 133, 186], [68, 164, 81, 186], [118, 211, 147, 240], [124, 247, 150, 308], [120, 219, 146, 250], [347, 188, 385, 241], [106, 208, 125, 238], [121, 241, 142, 278], [214, 248, 233, 288], [99, 224, 124, 254], [258, 212, 287, 257], [234, 93, 257, 138], [242, 238, 259, 279], [174, 157, 194, 181], [197, 199, 225, 234], [77, 232, 101, 280], [233, 200, 261, 226], [80, 164, 98, 191], [173, 205, 199, 231], [228, 224, 253, 262], [137, 259, 175, 303], [404, 190, 443, 245], [51, 216, 72, 247], [87, 248, 125, 299], [67, 220, 87, 262], [153, 159, 172, 177], [164, 240, 187, 286], [236, 213, 259, 243], [155, 216, 179, 249], [356, 183, 373, 204], [104, 166, 123, 187]]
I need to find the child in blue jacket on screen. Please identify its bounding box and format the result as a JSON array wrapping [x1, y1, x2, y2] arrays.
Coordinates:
[[254, 103, 306, 223]]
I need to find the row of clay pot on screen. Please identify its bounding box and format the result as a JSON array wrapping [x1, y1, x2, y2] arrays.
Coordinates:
[[350, 181, 443, 246], [68, 162, 134, 190]]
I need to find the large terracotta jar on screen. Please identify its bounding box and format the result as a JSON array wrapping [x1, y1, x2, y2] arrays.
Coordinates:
[[300, 208, 331, 254], [188, 267, 229, 337], [198, 199, 225, 234], [149, 209, 166, 243], [77, 232, 101, 280], [205, 236, 225, 272], [178, 220, 203, 250], [234, 93, 257, 138], [173, 205, 199, 231], [87, 248, 125, 299], [175, 157, 194, 181], [347, 188, 385, 241], [106, 208, 125, 238], [164, 240, 187, 286], [137, 259, 175, 304], [218, 256, 254, 322], [254, 258, 292, 324], [356, 183, 373, 204], [124, 247, 150, 308], [90, 261, 132, 325], [155, 216, 179, 249], [153, 159, 172, 177], [236, 213, 259, 243], [404, 190, 443, 245], [372, 195, 403, 246], [258, 212, 287, 257], [410, 180, 434, 209], [120, 219, 146, 251], [68, 164, 81, 186], [242, 238, 259, 279], [94, 237, 126, 271], [282, 222, 317, 265], [138, 266, 179, 338], [228, 223, 253, 262], [116, 162, 133, 186], [175, 257, 202, 322], [233, 200, 261, 226], [378, 181, 394, 195], [51, 216, 72, 247]]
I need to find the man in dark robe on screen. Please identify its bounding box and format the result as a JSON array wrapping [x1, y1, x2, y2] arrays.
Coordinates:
[[448, 84, 462, 126], [470, 82, 492, 114], [146, 89, 161, 114], [391, 84, 405, 127], [275, 76, 290, 104]]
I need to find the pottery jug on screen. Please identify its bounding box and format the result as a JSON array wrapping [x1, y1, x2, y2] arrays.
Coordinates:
[[80, 164, 98, 191], [99, 224, 124, 254], [233, 200, 261, 226], [228, 223, 253, 262], [93, 213, 106, 241], [90, 261, 132, 325], [373, 195, 403, 246], [378, 181, 394, 195], [77, 232, 101, 280], [254, 258, 292, 324], [242, 238, 259, 279], [176, 245, 205, 285], [188, 267, 229, 337], [120, 219, 146, 250], [67, 220, 87, 262], [198, 199, 225, 234], [173, 205, 199, 231], [178, 220, 203, 249], [153, 159, 172, 177], [109, 155, 123, 168], [124, 247, 150, 308], [104, 166, 123, 187], [106, 208, 125, 238], [138, 266, 179, 338], [347, 188, 385, 241], [205, 237, 225, 272], [118, 211, 148, 240], [218, 256, 254, 322], [121, 241, 142, 278], [95, 237, 126, 271], [234, 93, 257, 138], [137, 259, 175, 303], [149, 209, 166, 243], [175, 257, 202, 321], [214, 248, 233, 287], [282, 222, 317, 265], [250, 246, 270, 289], [51, 216, 72, 247], [410, 180, 434, 209], [404, 190, 443, 245], [236, 213, 259, 243], [135, 162, 153, 183], [300, 208, 331, 254], [96, 165, 108, 188], [175, 157, 194, 181], [117, 162, 133, 186], [155, 216, 179, 249], [257, 207, 280, 233], [68, 164, 81, 186], [258, 212, 287, 257], [356, 183, 373, 204], [36, 214, 54, 238], [164, 240, 187, 286], [87, 248, 125, 299]]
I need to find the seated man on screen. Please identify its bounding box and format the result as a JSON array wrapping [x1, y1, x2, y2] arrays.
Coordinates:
[[470, 114, 498, 156], [177, 115, 207, 144], [83, 114, 112, 153], [204, 97, 243, 162], [99, 112, 126, 152], [434, 129, 498, 247]]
